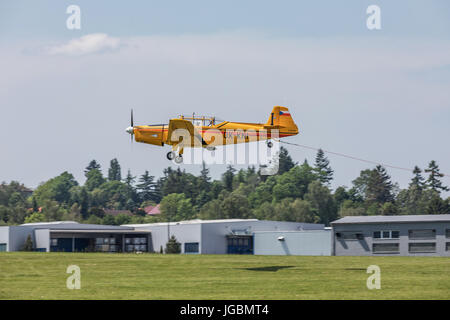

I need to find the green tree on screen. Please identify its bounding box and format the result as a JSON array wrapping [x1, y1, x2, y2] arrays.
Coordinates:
[[102, 214, 115, 225], [338, 200, 365, 217], [220, 192, 250, 219], [314, 149, 334, 185], [222, 165, 236, 191], [33, 172, 78, 205], [424, 160, 449, 193], [165, 235, 181, 254], [334, 186, 349, 208], [160, 193, 195, 222], [85, 169, 106, 191], [353, 166, 394, 204], [410, 166, 425, 190], [304, 181, 337, 225], [85, 160, 101, 176], [426, 194, 450, 215], [108, 158, 122, 181], [91, 181, 129, 210], [22, 235, 33, 251], [137, 171, 157, 202], [380, 202, 398, 215], [114, 214, 131, 225], [198, 162, 211, 191], [24, 211, 46, 223], [40, 199, 66, 221], [290, 198, 316, 223], [278, 146, 296, 174]]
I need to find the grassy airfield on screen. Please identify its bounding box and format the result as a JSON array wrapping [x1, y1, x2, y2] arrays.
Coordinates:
[[0, 252, 448, 300]]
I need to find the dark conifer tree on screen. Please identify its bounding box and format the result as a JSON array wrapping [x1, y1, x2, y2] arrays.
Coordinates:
[[84, 160, 101, 177], [222, 165, 236, 191], [278, 146, 296, 174], [314, 149, 334, 185], [136, 171, 156, 202], [365, 165, 394, 204], [424, 160, 449, 193], [410, 166, 425, 190], [108, 158, 122, 181]]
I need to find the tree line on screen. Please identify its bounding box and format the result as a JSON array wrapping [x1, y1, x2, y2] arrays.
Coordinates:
[[1, 148, 449, 227]]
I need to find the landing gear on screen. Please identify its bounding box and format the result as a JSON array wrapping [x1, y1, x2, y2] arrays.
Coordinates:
[[166, 151, 175, 160], [174, 155, 183, 164], [266, 140, 273, 148], [168, 146, 184, 164]]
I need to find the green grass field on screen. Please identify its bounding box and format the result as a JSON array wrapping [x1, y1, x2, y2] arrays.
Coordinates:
[[0, 252, 449, 300]]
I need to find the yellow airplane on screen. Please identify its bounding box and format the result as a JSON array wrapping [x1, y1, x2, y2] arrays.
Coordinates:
[[125, 106, 299, 163]]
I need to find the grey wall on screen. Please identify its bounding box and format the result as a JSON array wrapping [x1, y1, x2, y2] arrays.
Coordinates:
[[254, 230, 332, 256], [333, 222, 450, 256], [8, 226, 33, 251], [133, 220, 324, 254], [0, 227, 9, 251], [201, 220, 324, 254], [34, 229, 50, 252], [133, 223, 202, 253]]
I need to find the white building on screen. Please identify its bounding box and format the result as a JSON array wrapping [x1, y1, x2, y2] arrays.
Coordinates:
[[127, 219, 327, 255]]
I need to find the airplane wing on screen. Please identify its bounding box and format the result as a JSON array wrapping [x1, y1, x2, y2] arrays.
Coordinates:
[[168, 119, 206, 147]]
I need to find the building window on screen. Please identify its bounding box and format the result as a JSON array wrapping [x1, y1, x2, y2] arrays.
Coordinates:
[[408, 229, 436, 240], [50, 239, 58, 246], [185, 242, 199, 253], [446, 229, 450, 239], [409, 242, 436, 253], [0, 243, 6, 252], [373, 243, 399, 253], [336, 232, 363, 240], [124, 237, 147, 252], [373, 230, 399, 239], [446, 243, 450, 251]]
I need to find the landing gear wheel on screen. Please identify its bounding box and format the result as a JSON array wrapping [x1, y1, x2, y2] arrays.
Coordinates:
[[174, 155, 183, 164], [167, 151, 175, 160], [266, 141, 273, 148]]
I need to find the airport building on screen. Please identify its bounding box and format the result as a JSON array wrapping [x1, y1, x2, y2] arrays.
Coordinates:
[[0, 219, 330, 255], [0, 222, 151, 253], [2, 215, 448, 256], [128, 219, 329, 255], [331, 214, 450, 256]]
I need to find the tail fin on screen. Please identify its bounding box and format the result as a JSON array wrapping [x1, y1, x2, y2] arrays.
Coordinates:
[[266, 106, 299, 134]]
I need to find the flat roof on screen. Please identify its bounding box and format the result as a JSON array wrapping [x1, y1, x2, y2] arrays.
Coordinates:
[[50, 229, 150, 234], [331, 214, 450, 225], [125, 218, 259, 227], [20, 221, 134, 231]]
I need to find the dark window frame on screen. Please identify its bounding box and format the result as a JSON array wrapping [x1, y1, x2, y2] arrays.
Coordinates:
[[408, 242, 436, 253], [372, 243, 400, 253], [184, 242, 199, 254], [373, 230, 400, 239], [408, 229, 436, 240], [336, 232, 364, 240]]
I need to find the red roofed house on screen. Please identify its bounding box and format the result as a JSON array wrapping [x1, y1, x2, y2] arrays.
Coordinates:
[[143, 204, 161, 216]]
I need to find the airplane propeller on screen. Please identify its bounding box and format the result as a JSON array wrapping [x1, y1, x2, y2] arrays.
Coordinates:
[[125, 109, 134, 142]]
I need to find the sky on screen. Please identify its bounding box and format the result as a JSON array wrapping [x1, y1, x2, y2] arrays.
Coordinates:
[[0, 0, 449, 197]]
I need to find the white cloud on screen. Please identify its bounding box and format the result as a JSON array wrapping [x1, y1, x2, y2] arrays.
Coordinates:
[[47, 33, 120, 55]]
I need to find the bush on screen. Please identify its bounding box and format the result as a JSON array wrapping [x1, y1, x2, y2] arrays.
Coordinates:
[[22, 234, 33, 251], [165, 235, 181, 254]]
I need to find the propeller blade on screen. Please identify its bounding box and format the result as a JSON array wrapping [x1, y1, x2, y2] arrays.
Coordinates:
[[131, 109, 134, 127]]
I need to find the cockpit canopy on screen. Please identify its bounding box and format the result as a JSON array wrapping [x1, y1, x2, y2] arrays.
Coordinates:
[[178, 114, 224, 126]]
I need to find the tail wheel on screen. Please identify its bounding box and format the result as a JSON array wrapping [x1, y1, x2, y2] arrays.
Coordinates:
[[174, 155, 183, 164], [267, 141, 273, 148], [167, 151, 175, 160]]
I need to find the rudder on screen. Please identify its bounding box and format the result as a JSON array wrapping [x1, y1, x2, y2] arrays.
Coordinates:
[[266, 106, 299, 134]]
